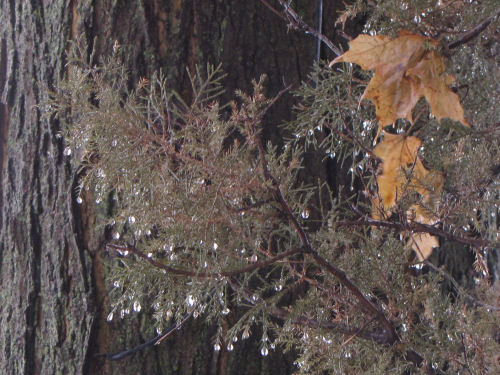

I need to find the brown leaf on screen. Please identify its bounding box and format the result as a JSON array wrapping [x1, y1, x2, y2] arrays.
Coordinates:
[[372, 132, 444, 260], [331, 31, 469, 133]]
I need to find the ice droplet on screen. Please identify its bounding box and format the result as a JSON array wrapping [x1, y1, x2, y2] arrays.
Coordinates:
[[227, 343, 234, 351], [128, 216, 136, 224], [260, 346, 269, 356], [133, 301, 141, 312], [214, 343, 221, 351], [76, 196, 83, 204], [222, 307, 230, 315], [113, 232, 120, 240], [106, 312, 114, 321], [186, 295, 196, 307], [274, 284, 283, 292], [250, 254, 258, 263], [301, 209, 310, 219], [63, 147, 72, 156]]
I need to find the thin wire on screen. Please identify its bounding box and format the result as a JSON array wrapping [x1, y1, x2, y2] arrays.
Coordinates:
[[315, 0, 323, 65], [314, 0, 323, 88]]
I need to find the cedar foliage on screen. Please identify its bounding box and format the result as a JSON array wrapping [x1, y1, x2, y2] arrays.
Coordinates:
[[47, 1, 499, 373]]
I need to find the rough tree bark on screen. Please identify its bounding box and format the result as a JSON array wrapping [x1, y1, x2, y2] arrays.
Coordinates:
[[0, 1, 343, 374]]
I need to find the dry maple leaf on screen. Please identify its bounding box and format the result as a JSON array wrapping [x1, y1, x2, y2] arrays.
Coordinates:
[[330, 30, 469, 134], [372, 132, 444, 260]]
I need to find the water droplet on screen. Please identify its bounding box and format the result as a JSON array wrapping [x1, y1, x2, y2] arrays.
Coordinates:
[[147, 252, 153, 258], [222, 307, 230, 315], [260, 346, 269, 356], [133, 301, 141, 312], [106, 312, 114, 321], [76, 196, 83, 204], [233, 336, 238, 342], [63, 147, 72, 156], [301, 209, 310, 219], [213, 242, 218, 251], [242, 329, 250, 339], [113, 280, 120, 288], [250, 254, 258, 263], [227, 343, 234, 351], [113, 232, 120, 240], [214, 343, 221, 351], [128, 216, 136, 224], [186, 295, 196, 307], [274, 284, 283, 291], [345, 351, 352, 359], [116, 249, 128, 256]]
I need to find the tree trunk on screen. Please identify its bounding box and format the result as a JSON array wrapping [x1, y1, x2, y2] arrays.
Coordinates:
[[0, 1, 342, 374]]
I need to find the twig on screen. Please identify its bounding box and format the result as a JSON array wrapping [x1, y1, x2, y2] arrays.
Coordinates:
[[260, 0, 342, 56], [334, 217, 494, 249], [448, 7, 500, 49], [155, 313, 192, 345], [97, 313, 191, 360], [106, 243, 302, 278], [341, 316, 376, 346]]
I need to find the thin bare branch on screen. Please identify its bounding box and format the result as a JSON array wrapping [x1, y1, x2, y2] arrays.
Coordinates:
[[260, 0, 342, 56], [448, 7, 500, 49]]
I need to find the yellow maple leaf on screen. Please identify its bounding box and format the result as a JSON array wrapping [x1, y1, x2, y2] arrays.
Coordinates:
[[330, 31, 469, 133], [372, 132, 444, 260]]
